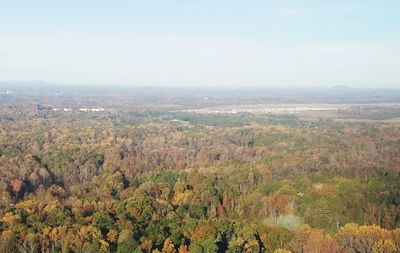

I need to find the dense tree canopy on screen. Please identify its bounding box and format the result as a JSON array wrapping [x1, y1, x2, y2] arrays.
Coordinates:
[[0, 102, 399, 252]]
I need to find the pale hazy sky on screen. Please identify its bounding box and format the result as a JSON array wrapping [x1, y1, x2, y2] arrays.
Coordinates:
[[1, 1, 400, 87]]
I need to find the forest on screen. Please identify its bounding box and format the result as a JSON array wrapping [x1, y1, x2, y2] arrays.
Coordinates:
[[0, 87, 400, 253]]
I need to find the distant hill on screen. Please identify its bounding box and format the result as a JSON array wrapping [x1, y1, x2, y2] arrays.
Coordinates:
[[332, 85, 352, 89]]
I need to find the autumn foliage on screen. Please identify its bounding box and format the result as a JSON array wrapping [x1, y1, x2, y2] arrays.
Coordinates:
[[0, 99, 400, 252]]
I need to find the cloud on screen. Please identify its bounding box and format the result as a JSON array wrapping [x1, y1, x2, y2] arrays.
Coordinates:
[[272, 4, 376, 18], [273, 8, 313, 17]]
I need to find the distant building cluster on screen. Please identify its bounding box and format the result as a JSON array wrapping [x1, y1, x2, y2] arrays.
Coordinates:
[[0, 90, 11, 95], [183, 106, 347, 114], [52, 108, 105, 112]]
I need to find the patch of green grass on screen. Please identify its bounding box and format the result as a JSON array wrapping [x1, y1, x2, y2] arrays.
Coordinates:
[[263, 215, 303, 228]]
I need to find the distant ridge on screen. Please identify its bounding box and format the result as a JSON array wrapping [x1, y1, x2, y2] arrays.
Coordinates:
[[332, 85, 352, 89]]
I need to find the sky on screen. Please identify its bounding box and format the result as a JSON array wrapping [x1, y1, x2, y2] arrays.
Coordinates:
[[0, 0, 399, 87]]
